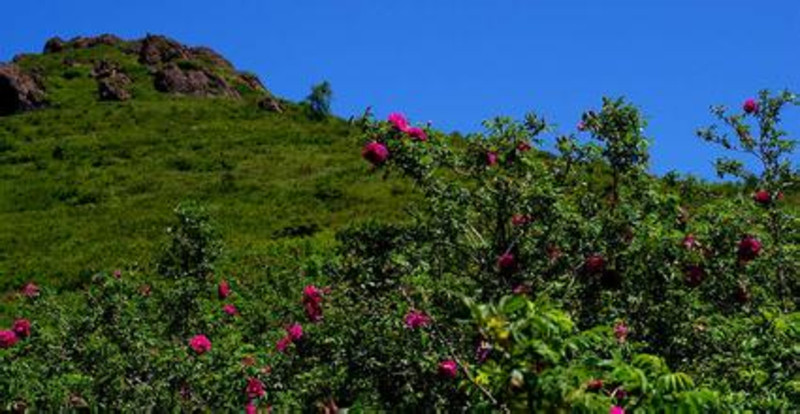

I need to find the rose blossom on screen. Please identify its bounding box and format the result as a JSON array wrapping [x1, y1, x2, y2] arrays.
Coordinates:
[[286, 323, 303, 341], [743, 98, 758, 114], [189, 334, 211, 354], [223, 304, 238, 316], [21, 282, 40, 298], [438, 359, 458, 379], [276, 336, 292, 353], [218, 280, 231, 299], [404, 310, 431, 329], [585, 254, 605, 274], [486, 151, 498, 166], [614, 322, 629, 344], [0, 330, 18, 349], [12, 319, 31, 338], [737, 235, 762, 262], [362, 141, 390, 166], [246, 377, 266, 399], [388, 112, 410, 132], [407, 127, 428, 141]]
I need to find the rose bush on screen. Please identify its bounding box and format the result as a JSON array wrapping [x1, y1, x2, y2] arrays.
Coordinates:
[[0, 91, 797, 411]]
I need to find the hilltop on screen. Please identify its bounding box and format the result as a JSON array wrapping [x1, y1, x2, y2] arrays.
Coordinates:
[[0, 34, 414, 291]]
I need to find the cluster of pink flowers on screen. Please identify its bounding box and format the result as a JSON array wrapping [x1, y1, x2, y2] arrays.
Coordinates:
[[404, 310, 431, 329], [0, 318, 31, 349], [217, 279, 239, 318], [362, 141, 389, 166], [388, 112, 428, 141], [276, 323, 304, 353]]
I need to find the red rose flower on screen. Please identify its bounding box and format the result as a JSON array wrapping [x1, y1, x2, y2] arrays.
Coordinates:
[[585, 254, 605, 274], [753, 190, 771, 205], [684, 265, 705, 287], [587, 378, 604, 391], [516, 142, 532, 152], [743, 98, 759, 114], [12, 319, 31, 338], [511, 214, 532, 226], [497, 253, 517, 272], [737, 235, 762, 262], [302, 285, 324, 322]]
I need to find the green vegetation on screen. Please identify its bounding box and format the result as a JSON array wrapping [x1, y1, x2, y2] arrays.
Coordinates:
[[0, 43, 414, 295]]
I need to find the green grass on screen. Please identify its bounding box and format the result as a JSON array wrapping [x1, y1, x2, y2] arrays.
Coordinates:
[[0, 45, 414, 292]]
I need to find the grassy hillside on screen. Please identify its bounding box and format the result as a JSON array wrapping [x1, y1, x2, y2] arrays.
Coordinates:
[[0, 38, 413, 292]]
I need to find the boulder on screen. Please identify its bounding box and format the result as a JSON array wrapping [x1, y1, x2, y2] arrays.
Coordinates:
[[189, 46, 233, 69], [43, 37, 66, 54], [153, 63, 238, 98], [0, 64, 47, 116], [237, 72, 266, 92], [92, 60, 132, 101], [139, 34, 189, 65], [257, 95, 282, 113], [98, 72, 132, 101]]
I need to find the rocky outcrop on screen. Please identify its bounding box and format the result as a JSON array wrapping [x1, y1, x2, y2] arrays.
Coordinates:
[[0, 64, 47, 116], [93, 60, 132, 101], [153, 63, 238, 98], [189, 46, 234, 70], [237, 72, 266, 92], [138, 34, 190, 66], [44, 34, 123, 54], [257, 95, 283, 113]]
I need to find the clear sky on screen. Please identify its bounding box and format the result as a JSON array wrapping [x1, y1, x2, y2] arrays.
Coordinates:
[[2, 0, 798, 178]]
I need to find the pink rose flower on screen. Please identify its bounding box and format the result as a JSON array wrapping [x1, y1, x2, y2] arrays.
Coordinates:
[[438, 359, 458, 379], [245, 402, 257, 414], [388, 112, 410, 132], [362, 141, 390, 166], [218, 280, 231, 299], [738, 235, 762, 262], [486, 151, 498, 166], [223, 304, 238, 316], [276, 336, 292, 353], [12, 319, 31, 338], [189, 334, 212, 355], [407, 127, 428, 141], [21, 282, 40, 298], [614, 322, 629, 344], [404, 310, 431, 329], [511, 214, 532, 226], [0, 330, 18, 349], [246, 377, 266, 399], [743, 98, 759, 114], [610, 406, 625, 414], [682, 234, 698, 250], [286, 323, 303, 341]]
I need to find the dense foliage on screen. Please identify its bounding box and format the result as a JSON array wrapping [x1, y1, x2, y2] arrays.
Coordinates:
[[1, 89, 798, 411]]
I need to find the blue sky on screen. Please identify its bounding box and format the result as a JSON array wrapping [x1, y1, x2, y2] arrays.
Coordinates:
[[2, 0, 798, 178]]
